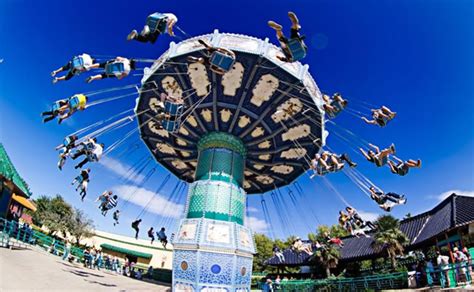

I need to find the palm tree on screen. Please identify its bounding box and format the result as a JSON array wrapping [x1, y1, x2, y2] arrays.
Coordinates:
[[373, 215, 409, 269], [314, 245, 340, 278], [310, 225, 342, 278]]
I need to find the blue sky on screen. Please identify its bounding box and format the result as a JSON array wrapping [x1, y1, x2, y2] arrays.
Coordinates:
[[1, 0, 473, 240]]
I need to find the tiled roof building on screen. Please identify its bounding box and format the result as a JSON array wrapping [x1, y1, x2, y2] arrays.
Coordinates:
[[266, 194, 474, 265]]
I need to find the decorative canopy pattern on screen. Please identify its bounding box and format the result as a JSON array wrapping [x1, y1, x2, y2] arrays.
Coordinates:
[[136, 31, 326, 194]]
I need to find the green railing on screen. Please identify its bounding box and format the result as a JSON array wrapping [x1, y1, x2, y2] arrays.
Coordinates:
[[257, 272, 408, 291], [425, 262, 473, 289], [0, 217, 84, 260]]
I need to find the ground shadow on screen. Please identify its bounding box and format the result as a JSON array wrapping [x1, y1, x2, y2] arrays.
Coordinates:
[[58, 261, 78, 268], [65, 269, 105, 278], [83, 279, 117, 287]]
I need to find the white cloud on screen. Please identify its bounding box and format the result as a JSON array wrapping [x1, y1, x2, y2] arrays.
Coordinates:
[[100, 156, 145, 184], [356, 210, 380, 222], [112, 185, 184, 218], [436, 190, 474, 202], [247, 206, 259, 213], [245, 216, 269, 233]]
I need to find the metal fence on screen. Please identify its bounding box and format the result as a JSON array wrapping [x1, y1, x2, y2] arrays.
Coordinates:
[[257, 272, 408, 291], [425, 262, 473, 289]]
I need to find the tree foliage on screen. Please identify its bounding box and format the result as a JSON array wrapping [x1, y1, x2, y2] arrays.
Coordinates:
[[253, 233, 275, 272], [30, 195, 94, 242], [67, 207, 94, 245], [373, 215, 409, 269], [309, 224, 344, 277]]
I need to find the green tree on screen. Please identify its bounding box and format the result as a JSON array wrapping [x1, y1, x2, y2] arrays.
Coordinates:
[[373, 215, 409, 269], [313, 244, 340, 278], [253, 233, 275, 273], [30, 195, 94, 242], [31, 195, 73, 236], [67, 208, 94, 245]]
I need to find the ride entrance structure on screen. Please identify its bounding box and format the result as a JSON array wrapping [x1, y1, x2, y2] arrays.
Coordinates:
[[136, 30, 325, 291]]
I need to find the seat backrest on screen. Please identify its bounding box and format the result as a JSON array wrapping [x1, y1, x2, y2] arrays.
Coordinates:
[[164, 101, 184, 116], [52, 102, 61, 112], [287, 38, 306, 61], [210, 51, 235, 72], [162, 120, 179, 132], [146, 13, 167, 33], [72, 56, 84, 69], [69, 96, 80, 109], [105, 62, 125, 75]]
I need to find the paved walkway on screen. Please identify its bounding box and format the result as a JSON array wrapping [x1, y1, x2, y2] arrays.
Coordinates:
[[0, 246, 171, 291]]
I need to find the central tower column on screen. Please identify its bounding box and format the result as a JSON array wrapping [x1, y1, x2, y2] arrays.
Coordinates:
[[172, 132, 255, 292]]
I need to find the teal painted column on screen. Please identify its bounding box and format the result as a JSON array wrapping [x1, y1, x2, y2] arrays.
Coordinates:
[[172, 132, 255, 291], [186, 132, 247, 225]]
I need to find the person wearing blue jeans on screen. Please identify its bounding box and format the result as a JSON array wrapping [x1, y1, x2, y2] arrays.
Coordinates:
[[62, 241, 71, 260]]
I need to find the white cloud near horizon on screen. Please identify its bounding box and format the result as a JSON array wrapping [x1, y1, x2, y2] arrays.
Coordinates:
[[112, 185, 184, 218], [245, 216, 269, 233], [357, 210, 380, 222], [100, 156, 145, 184], [436, 190, 474, 202], [247, 206, 259, 213]]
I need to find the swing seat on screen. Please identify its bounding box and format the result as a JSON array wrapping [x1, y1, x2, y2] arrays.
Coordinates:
[[84, 142, 96, 153], [52, 101, 62, 113], [164, 101, 184, 116], [209, 49, 235, 74], [326, 100, 345, 119], [69, 94, 87, 110], [287, 38, 306, 61], [105, 62, 125, 76], [162, 119, 180, 132], [72, 56, 85, 70], [146, 13, 168, 34], [63, 136, 72, 147]]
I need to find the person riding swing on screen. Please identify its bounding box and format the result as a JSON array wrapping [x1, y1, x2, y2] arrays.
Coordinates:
[[187, 39, 236, 75], [369, 186, 406, 212], [362, 106, 397, 127], [57, 94, 88, 124], [86, 57, 136, 83], [51, 53, 98, 83], [42, 99, 70, 123], [360, 143, 396, 167], [56, 135, 78, 170], [388, 156, 422, 176], [268, 12, 307, 62], [127, 12, 178, 44], [323, 93, 348, 119]]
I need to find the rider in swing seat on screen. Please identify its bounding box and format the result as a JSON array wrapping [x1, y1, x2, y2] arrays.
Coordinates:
[[127, 12, 178, 44], [42, 99, 69, 123], [323, 93, 348, 119], [362, 106, 397, 127], [187, 39, 236, 75], [268, 12, 307, 62], [369, 186, 407, 212], [52, 53, 97, 84], [388, 156, 421, 176], [86, 57, 136, 83], [56, 135, 78, 170], [360, 143, 396, 167], [57, 94, 88, 124]]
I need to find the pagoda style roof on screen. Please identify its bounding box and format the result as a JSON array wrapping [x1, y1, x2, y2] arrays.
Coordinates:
[[0, 143, 32, 197], [266, 194, 474, 265]]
